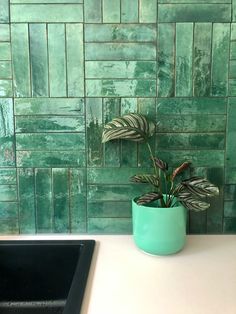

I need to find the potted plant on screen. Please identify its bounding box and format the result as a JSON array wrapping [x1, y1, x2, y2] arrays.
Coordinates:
[[102, 113, 219, 256]]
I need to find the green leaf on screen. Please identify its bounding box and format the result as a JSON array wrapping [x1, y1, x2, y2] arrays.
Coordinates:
[[136, 192, 162, 205], [179, 195, 210, 211], [130, 174, 159, 187], [152, 157, 168, 171], [181, 176, 219, 198], [102, 113, 155, 143]]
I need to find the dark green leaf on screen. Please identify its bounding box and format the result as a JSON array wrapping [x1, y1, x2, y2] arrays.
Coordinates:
[[102, 113, 155, 143]]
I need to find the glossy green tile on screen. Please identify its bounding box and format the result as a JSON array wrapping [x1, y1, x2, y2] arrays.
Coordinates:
[[0, 0, 9, 23], [206, 167, 224, 233], [88, 201, 131, 218], [233, 0, 236, 22], [103, 0, 120, 23], [223, 218, 236, 233], [17, 150, 85, 168], [0, 220, 18, 234], [69, 168, 86, 233], [229, 80, 236, 96], [88, 168, 153, 184], [48, 24, 66, 97], [0, 202, 18, 219], [193, 23, 212, 97], [88, 218, 132, 234], [156, 133, 225, 150], [35, 168, 53, 233], [139, 0, 157, 23], [121, 0, 138, 23], [0, 24, 10, 41], [159, 0, 230, 2], [86, 98, 103, 167], [0, 169, 16, 184], [230, 41, 236, 59], [211, 24, 230, 96], [157, 23, 175, 97], [103, 98, 120, 166], [0, 43, 11, 60], [11, 24, 31, 97], [229, 61, 236, 79], [29, 24, 48, 97], [66, 24, 84, 97], [0, 185, 17, 201], [15, 116, 84, 133], [52, 168, 69, 232], [175, 23, 193, 97], [85, 24, 156, 42], [85, 43, 156, 60], [84, 0, 102, 23], [0, 61, 12, 79], [18, 168, 36, 233], [231, 23, 236, 40], [224, 185, 236, 200], [11, 0, 83, 2], [86, 61, 156, 79], [14, 98, 84, 115], [11, 4, 83, 22], [0, 79, 12, 96], [158, 4, 231, 22], [226, 98, 236, 184], [189, 210, 207, 234], [224, 201, 236, 217], [158, 115, 226, 132], [156, 150, 224, 167], [157, 97, 227, 114], [86, 79, 156, 97], [16, 133, 85, 151]]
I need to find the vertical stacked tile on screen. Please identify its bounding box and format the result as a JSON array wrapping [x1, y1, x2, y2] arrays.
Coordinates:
[[157, 0, 231, 233], [0, 1, 17, 233], [10, 0, 86, 233]]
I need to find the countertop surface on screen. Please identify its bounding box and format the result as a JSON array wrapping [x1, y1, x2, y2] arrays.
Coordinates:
[[1, 234, 236, 314]]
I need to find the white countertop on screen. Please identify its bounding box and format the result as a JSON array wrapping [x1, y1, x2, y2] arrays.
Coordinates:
[[1, 234, 236, 314]]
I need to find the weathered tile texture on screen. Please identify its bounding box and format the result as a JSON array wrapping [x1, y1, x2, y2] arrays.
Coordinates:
[[0, 0, 235, 234]]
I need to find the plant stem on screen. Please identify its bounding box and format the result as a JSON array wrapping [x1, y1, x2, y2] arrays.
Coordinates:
[[146, 142, 166, 207]]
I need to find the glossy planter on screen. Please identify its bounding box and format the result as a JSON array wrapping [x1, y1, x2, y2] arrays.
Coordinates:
[[132, 197, 187, 255]]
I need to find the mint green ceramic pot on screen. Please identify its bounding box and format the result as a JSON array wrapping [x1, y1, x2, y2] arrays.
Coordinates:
[[132, 197, 187, 255]]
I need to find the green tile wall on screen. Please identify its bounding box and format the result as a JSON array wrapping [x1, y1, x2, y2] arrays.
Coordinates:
[[0, 0, 236, 234]]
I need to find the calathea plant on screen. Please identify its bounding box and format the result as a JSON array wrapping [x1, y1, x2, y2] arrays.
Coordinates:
[[102, 113, 219, 211]]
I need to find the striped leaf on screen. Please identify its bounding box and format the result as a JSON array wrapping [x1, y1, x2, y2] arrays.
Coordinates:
[[136, 192, 162, 205], [179, 195, 210, 211], [102, 113, 155, 143], [181, 177, 219, 197], [130, 174, 159, 187], [152, 157, 168, 171]]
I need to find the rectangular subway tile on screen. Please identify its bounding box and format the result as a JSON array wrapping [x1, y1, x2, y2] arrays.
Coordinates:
[[0, 0, 9, 23], [10, 4, 83, 23], [158, 4, 231, 22], [11, 24, 31, 97], [66, 24, 84, 97], [103, 0, 121, 23], [0, 79, 12, 97], [139, 0, 157, 23], [14, 98, 84, 115], [29, 24, 48, 97], [175, 23, 193, 97], [85, 43, 156, 60], [0, 43, 11, 60], [48, 24, 67, 97], [87, 217, 132, 234], [0, 202, 18, 219], [85, 61, 156, 79], [226, 98, 236, 184], [0, 169, 16, 184], [86, 79, 156, 97], [88, 201, 131, 218], [84, 0, 102, 23], [158, 23, 175, 97], [85, 24, 156, 42], [193, 23, 212, 97], [121, 0, 138, 23], [211, 23, 230, 96], [0, 24, 10, 41], [0, 61, 12, 79]]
